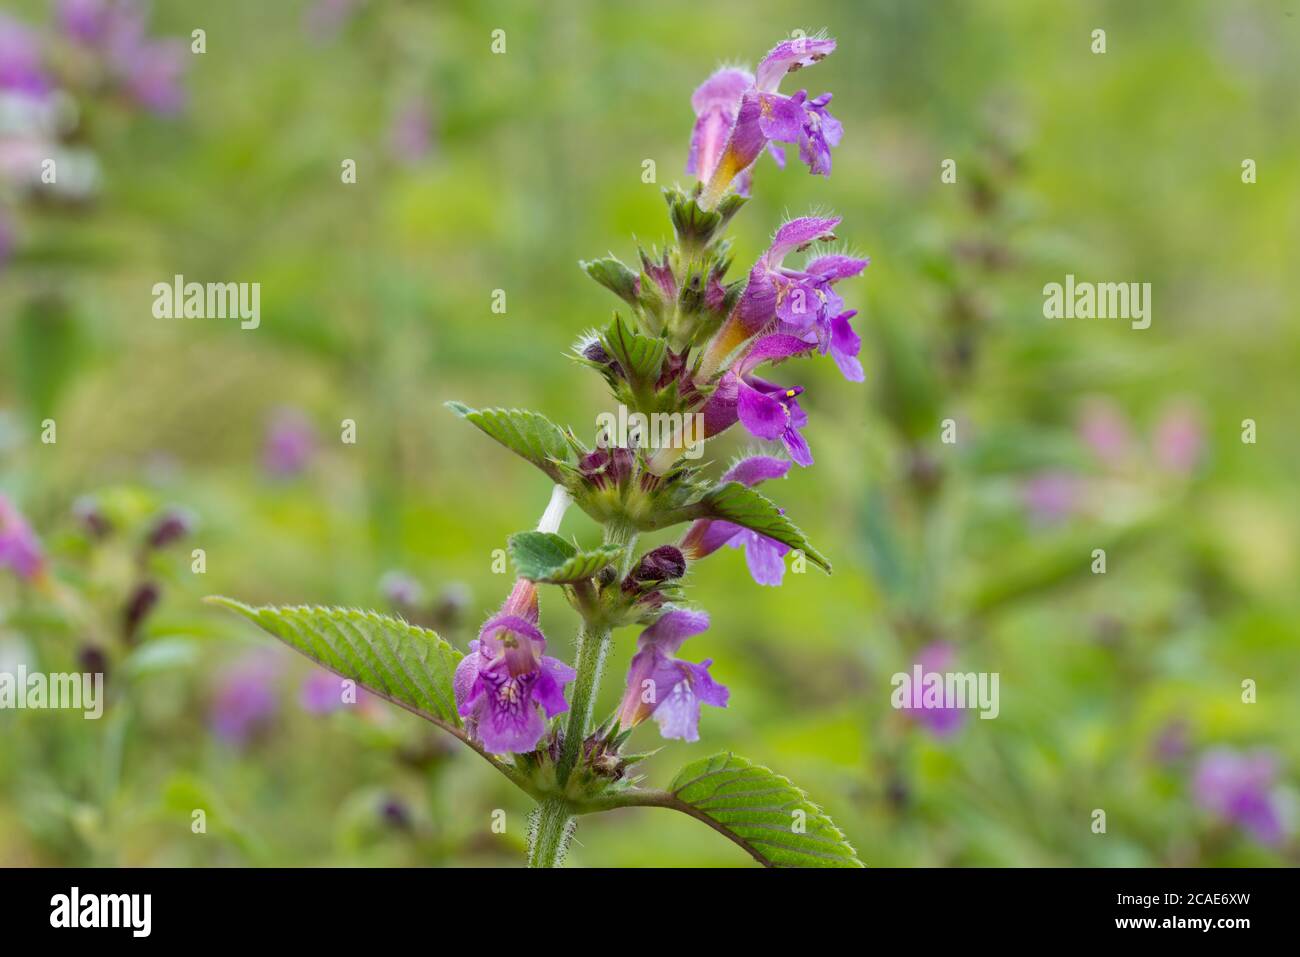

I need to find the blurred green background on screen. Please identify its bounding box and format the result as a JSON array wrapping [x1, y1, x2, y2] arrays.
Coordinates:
[[1, 0, 1297, 866]]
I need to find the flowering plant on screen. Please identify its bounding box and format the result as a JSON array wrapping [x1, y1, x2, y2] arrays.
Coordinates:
[[212, 34, 866, 867]]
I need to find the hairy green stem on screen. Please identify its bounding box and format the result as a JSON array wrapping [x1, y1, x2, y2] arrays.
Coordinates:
[[543, 517, 639, 864], [556, 618, 611, 787], [527, 796, 575, 868], [557, 519, 638, 780]]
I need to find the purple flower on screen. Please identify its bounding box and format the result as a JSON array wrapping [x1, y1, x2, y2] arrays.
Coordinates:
[[453, 580, 575, 754], [704, 216, 867, 379], [262, 407, 317, 477], [304, 0, 365, 41], [1151, 718, 1191, 764], [210, 651, 281, 746], [55, 0, 139, 48], [1077, 398, 1135, 469], [1193, 748, 1286, 847], [55, 1, 186, 115], [616, 610, 728, 741], [901, 642, 965, 738], [686, 66, 773, 197], [115, 37, 186, 115], [681, 456, 791, 585], [379, 569, 424, 608], [0, 213, 12, 272], [0, 14, 52, 97], [389, 96, 434, 165], [1020, 469, 1080, 525], [300, 668, 352, 715], [701, 333, 818, 465], [1153, 403, 1205, 475], [699, 36, 840, 205], [0, 493, 45, 581]]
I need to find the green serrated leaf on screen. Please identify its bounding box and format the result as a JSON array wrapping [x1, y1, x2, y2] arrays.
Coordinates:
[[666, 752, 863, 868], [206, 598, 463, 728], [508, 531, 624, 584], [697, 482, 831, 572], [601, 313, 666, 389], [446, 402, 573, 482]]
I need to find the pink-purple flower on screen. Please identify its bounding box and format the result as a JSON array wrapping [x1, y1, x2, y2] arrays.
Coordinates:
[[262, 407, 317, 477], [901, 642, 965, 738], [703, 216, 867, 382], [453, 580, 575, 754], [299, 667, 369, 715], [0, 493, 44, 581], [209, 651, 281, 746], [696, 36, 842, 206], [687, 67, 767, 198], [389, 96, 434, 165], [0, 14, 52, 98], [681, 455, 791, 585], [1020, 469, 1081, 525], [1192, 748, 1286, 847], [1153, 403, 1205, 476], [701, 333, 818, 465], [55, 0, 187, 115], [615, 610, 728, 741]]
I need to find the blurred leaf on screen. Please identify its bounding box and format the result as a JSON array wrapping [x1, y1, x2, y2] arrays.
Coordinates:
[[507, 531, 623, 583], [122, 638, 200, 677], [161, 772, 268, 862], [10, 296, 83, 418], [958, 516, 1159, 617]]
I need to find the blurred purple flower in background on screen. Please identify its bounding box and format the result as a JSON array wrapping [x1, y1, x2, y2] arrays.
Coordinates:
[[902, 642, 965, 738], [1020, 469, 1080, 525], [1153, 402, 1205, 476], [1193, 748, 1286, 846], [209, 651, 281, 746], [299, 668, 352, 715], [116, 36, 185, 115], [1077, 397, 1135, 470], [0, 213, 12, 272], [55, 0, 187, 115], [56, 0, 138, 48], [304, 0, 365, 41], [379, 569, 424, 609], [389, 96, 433, 165], [262, 407, 317, 477], [0, 493, 45, 581], [0, 14, 52, 98], [1151, 717, 1191, 765]]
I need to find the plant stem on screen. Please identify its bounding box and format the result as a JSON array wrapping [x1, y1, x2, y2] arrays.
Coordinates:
[[538, 518, 639, 866], [556, 618, 610, 788], [555, 518, 638, 787], [527, 796, 575, 868]]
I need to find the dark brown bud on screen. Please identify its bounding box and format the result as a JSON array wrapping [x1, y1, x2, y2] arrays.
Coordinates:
[[123, 582, 160, 642]]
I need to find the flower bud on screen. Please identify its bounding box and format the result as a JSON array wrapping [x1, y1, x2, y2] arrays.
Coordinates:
[[627, 545, 686, 585], [123, 581, 160, 642], [146, 508, 193, 549], [72, 496, 112, 539]]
